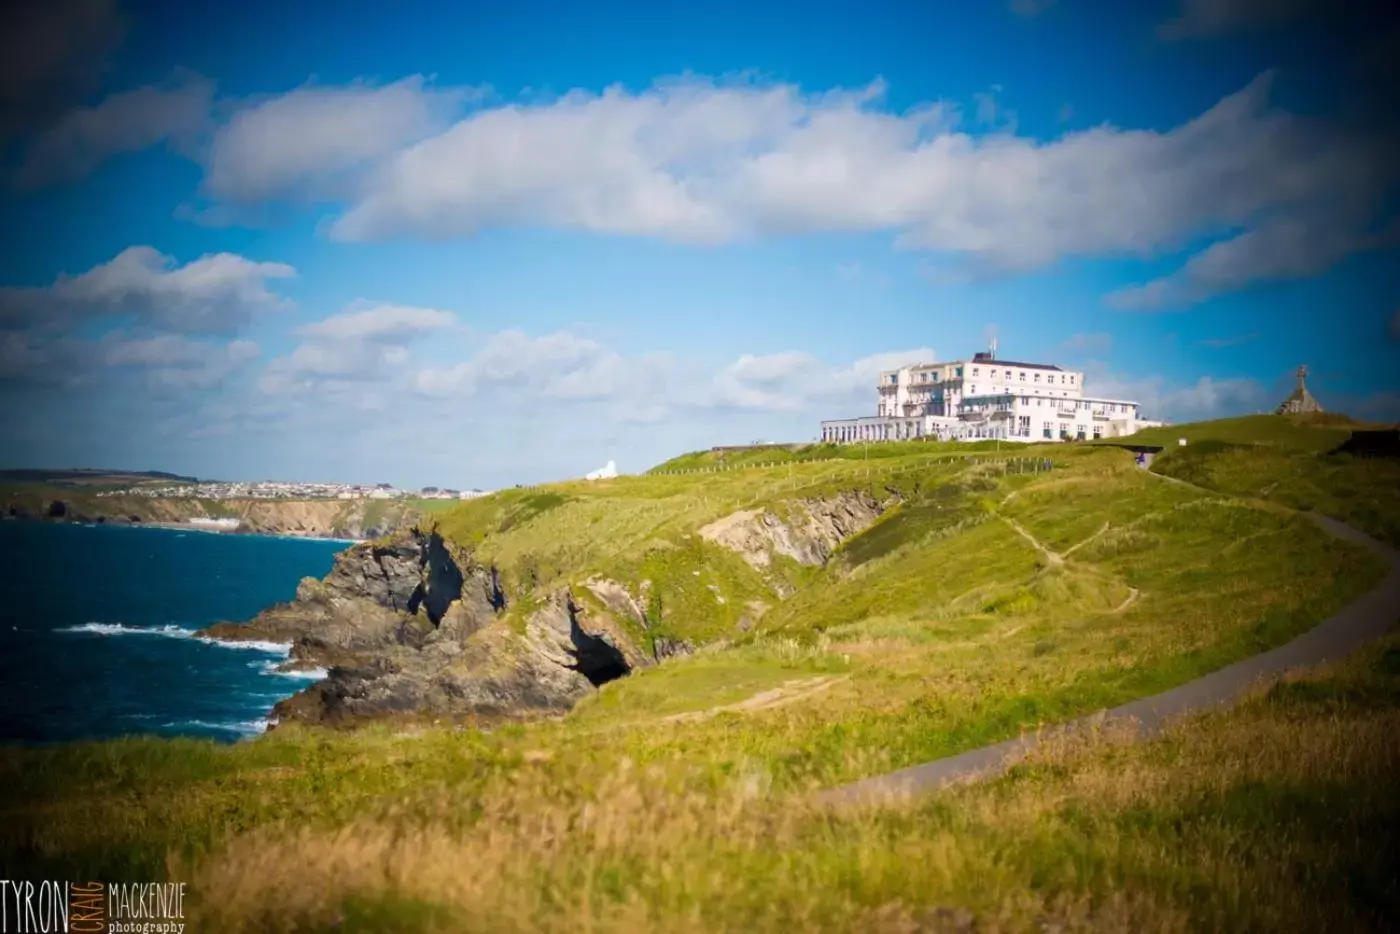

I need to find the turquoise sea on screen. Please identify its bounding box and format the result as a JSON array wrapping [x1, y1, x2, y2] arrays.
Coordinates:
[[0, 520, 344, 744]]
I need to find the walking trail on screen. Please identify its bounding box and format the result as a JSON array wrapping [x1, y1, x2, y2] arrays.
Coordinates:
[[820, 475, 1400, 807]]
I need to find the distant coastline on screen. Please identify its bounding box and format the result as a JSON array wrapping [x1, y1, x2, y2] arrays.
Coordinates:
[[1, 512, 367, 545]]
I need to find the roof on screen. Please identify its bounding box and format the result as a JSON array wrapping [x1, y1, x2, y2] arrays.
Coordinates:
[[973, 359, 1064, 372]]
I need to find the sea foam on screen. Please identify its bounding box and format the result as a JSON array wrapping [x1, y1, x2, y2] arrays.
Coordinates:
[[62, 622, 292, 656]]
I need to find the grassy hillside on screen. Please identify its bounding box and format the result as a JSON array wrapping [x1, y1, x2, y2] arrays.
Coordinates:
[[1137, 414, 1400, 544], [2, 415, 1397, 931]]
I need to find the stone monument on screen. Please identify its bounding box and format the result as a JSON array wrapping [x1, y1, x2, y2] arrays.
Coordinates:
[[1276, 365, 1323, 415]]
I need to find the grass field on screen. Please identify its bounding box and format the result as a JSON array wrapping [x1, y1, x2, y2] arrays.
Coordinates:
[[1139, 415, 1400, 545], [2, 414, 1397, 931]]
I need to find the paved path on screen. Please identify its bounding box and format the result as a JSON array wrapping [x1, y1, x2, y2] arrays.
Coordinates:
[[819, 497, 1400, 808]]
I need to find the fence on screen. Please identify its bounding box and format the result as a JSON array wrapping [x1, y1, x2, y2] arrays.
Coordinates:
[[649, 454, 1054, 478], [501, 455, 1056, 494]]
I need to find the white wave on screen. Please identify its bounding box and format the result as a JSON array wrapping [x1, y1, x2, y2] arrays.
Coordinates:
[[192, 635, 292, 656], [249, 659, 328, 680], [60, 621, 291, 656], [163, 718, 270, 736], [60, 622, 193, 638]]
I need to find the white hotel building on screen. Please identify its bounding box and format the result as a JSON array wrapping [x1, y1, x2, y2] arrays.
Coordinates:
[[820, 349, 1161, 445]]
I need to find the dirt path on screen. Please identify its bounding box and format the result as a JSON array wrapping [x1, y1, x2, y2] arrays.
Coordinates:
[[662, 675, 849, 724], [820, 487, 1400, 807], [1001, 516, 1064, 567]]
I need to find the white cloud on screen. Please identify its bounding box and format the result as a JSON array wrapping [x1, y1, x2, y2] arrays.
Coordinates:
[[1105, 215, 1386, 309], [1080, 360, 1269, 422], [295, 303, 456, 341], [309, 72, 1392, 306], [0, 246, 295, 334], [0, 331, 92, 385], [15, 75, 212, 187], [204, 76, 469, 201], [1158, 0, 1320, 40], [261, 302, 457, 392], [709, 347, 933, 412], [411, 330, 630, 400]]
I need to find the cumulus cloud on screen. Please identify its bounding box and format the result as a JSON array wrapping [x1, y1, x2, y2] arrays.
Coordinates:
[[295, 303, 456, 342], [103, 333, 260, 389], [411, 330, 636, 401], [708, 347, 933, 412], [0, 246, 295, 334], [15, 75, 213, 187], [1080, 361, 1269, 422], [0, 331, 94, 386], [305, 72, 1394, 306], [1105, 214, 1390, 309], [204, 76, 470, 201], [261, 302, 457, 392]]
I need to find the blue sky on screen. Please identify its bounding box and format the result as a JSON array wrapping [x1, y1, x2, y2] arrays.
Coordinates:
[[1, 0, 1397, 489]]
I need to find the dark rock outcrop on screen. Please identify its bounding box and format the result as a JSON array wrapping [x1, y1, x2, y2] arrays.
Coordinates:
[[200, 527, 648, 728]]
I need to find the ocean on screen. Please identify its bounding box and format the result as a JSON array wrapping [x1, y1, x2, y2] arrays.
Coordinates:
[[0, 520, 345, 744]]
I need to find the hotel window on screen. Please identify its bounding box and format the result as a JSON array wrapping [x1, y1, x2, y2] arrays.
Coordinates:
[[1034, 373, 1041, 382], [1093, 426, 1103, 439], [972, 368, 980, 377], [1070, 375, 1075, 384], [1042, 421, 1053, 439], [1018, 371, 1026, 381]]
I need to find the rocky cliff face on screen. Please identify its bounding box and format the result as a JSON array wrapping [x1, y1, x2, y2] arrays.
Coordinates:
[[200, 527, 650, 728], [697, 491, 889, 570]]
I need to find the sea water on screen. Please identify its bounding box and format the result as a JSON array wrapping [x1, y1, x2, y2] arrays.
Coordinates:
[[0, 520, 344, 744]]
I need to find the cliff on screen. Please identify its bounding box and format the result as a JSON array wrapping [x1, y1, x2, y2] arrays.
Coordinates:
[[0, 487, 420, 541], [199, 482, 901, 728], [199, 526, 650, 727]]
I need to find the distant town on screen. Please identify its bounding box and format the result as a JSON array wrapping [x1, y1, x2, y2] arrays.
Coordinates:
[[94, 480, 491, 501]]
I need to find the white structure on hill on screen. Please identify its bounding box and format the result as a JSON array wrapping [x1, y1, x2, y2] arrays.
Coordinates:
[[821, 344, 1161, 445], [585, 460, 619, 481]]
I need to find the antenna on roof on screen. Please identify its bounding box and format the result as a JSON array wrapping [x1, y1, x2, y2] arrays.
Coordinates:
[[984, 323, 999, 361]]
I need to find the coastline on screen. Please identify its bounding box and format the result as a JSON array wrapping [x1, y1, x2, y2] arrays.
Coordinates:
[[1, 513, 366, 545]]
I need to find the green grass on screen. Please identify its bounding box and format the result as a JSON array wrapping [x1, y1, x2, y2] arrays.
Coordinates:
[[1142, 415, 1400, 544], [2, 415, 1397, 931]]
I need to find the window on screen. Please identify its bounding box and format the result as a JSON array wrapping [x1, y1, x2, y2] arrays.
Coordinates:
[[1070, 375, 1075, 384], [1042, 421, 1053, 439], [1092, 426, 1102, 439], [955, 367, 962, 377], [1018, 371, 1026, 381], [972, 368, 980, 377], [888, 375, 897, 384], [1034, 373, 1041, 382]]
